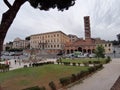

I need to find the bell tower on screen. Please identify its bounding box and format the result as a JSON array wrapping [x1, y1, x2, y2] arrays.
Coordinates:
[[84, 16, 91, 39]]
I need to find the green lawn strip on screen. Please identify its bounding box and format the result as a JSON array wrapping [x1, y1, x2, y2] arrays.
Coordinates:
[[60, 58, 107, 64], [0, 64, 89, 89]]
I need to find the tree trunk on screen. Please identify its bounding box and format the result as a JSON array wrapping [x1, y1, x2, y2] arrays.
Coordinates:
[[0, 0, 27, 58]]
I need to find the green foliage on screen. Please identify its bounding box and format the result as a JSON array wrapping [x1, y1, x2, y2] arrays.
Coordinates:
[[23, 86, 46, 90], [82, 62, 89, 66], [25, 36, 30, 40], [105, 56, 111, 63], [49, 81, 56, 90], [5, 47, 10, 51], [71, 74, 77, 82], [29, 0, 76, 11], [72, 62, 76, 66], [59, 76, 71, 86], [95, 45, 105, 58], [63, 62, 70, 66], [88, 67, 95, 73], [60, 58, 108, 64], [0, 64, 9, 72], [7, 48, 23, 52]]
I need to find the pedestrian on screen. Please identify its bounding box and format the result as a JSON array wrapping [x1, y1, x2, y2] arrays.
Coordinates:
[[5, 60, 8, 65], [8, 61, 11, 65], [15, 60, 16, 64]]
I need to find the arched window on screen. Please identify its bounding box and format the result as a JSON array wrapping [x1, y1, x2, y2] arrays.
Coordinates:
[[78, 47, 82, 52]]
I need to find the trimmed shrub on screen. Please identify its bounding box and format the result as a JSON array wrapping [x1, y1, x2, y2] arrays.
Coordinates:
[[94, 64, 103, 70], [59, 76, 71, 86], [88, 67, 95, 73], [39, 87, 46, 90], [79, 70, 88, 78], [88, 61, 92, 64], [72, 62, 76, 66], [57, 62, 60, 64], [93, 61, 100, 64], [83, 62, 89, 66], [23, 86, 46, 90], [78, 63, 81, 66], [63, 62, 70, 66], [49, 81, 56, 90], [0, 64, 9, 72], [105, 56, 111, 63], [76, 72, 81, 80], [71, 74, 77, 82]]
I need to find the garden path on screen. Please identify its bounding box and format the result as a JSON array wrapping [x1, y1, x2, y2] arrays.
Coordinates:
[[68, 58, 120, 90]]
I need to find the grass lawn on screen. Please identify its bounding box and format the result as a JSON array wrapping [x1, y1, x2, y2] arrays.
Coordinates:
[[60, 58, 107, 64], [0, 64, 89, 90]]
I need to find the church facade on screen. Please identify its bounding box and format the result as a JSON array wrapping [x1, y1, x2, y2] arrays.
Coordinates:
[[64, 16, 113, 54]]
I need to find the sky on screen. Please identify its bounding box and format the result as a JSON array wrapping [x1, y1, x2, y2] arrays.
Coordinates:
[[0, 0, 120, 43]]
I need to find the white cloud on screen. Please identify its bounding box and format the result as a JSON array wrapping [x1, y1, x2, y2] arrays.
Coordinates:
[[0, 0, 120, 43]]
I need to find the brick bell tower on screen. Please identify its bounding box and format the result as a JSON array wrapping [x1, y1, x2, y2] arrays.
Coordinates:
[[84, 16, 91, 39]]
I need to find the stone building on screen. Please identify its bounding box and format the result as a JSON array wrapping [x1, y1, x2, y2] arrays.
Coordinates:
[[64, 16, 113, 54], [12, 37, 30, 49], [68, 34, 79, 42], [95, 38, 113, 54], [30, 31, 70, 54]]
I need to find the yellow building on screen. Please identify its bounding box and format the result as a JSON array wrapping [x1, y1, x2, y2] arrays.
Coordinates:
[[30, 31, 70, 54], [96, 41, 113, 54], [102, 43, 113, 54]]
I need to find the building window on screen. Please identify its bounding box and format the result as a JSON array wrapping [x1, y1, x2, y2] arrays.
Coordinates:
[[109, 44, 111, 47], [48, 45, 50, 48], [48, 40, 49, 43], [57, 34, 59, 37], [57, 44, 59, 48], [105, 44, 107, 47], [51, 45, 53, 48]]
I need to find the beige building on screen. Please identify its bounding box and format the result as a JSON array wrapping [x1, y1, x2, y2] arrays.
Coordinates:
[[12, 37, 30, 49], [95, 39, 113, 54], [68, 34, 79, 42], [30, 31, 70, 54], [98, 43, 113, 54]]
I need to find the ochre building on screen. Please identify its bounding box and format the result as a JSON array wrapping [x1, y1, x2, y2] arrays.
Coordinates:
[[30, 31, 70, 54]]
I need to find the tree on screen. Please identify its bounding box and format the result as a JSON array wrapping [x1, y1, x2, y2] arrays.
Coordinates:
[[0, 0, 76, 57], [95, 45, 105, 59], [25, 36, 30, 40]]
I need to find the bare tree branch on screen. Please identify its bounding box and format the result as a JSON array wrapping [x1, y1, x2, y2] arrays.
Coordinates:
[[3, 0, 12, 8]]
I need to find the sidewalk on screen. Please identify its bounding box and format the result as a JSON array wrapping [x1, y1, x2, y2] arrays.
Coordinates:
[[8, 58, 57, 70], [9, 59, 30, 70], [68, 58, 120, 90]]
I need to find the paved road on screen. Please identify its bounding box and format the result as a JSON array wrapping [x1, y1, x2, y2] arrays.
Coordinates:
[[68, 58, 120, 90]]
